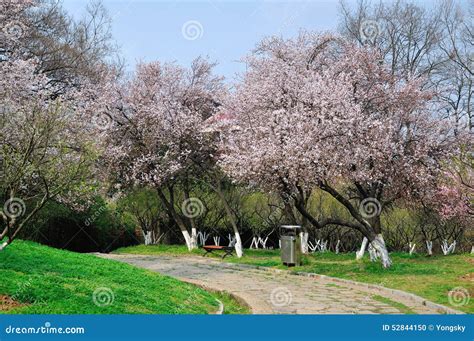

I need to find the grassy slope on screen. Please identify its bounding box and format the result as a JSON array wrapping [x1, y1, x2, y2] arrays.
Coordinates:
[[0, 240, 248, 314], [115, 245, 474, 313]]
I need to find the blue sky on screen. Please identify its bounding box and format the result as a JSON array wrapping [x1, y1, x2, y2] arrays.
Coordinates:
[[62, 0, 432, 81]]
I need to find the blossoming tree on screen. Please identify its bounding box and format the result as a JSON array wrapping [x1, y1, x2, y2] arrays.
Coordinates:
[[100, 58, 244, 254], [0, 1, 99, 250], [219, 32, 461, 267]]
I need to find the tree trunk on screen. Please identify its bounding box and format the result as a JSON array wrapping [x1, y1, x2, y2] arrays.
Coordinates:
[[300, 231, 309, 254], [0, 241, 8, 251], [368, 243, 378, 262], [181, 229, 193, 251], [299, 202, 310, 254], [0, 193, 49, 251], [356, 237, 368, 260], [233, 231, 243, 258], [426, 240, 433, 256], [214, 178, 243, 258], [143, 230, 151, 245], [183, 178, 198, 250], [156, 188, 194, 251], [283, 199, 298, 225], [367, 215, 392, 268], [370, 234, 392, 268], [191, 227, 198, 249]]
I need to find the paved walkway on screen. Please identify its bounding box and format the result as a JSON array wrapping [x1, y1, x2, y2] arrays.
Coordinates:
[[98, 254, 443, 314]]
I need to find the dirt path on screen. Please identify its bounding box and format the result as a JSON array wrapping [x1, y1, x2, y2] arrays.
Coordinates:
[[98, 254, 446, 314]]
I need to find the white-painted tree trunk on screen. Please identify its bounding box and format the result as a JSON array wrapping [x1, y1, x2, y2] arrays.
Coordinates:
[[213, 236, 220, 246], [190, 227, 198, 249], [441, 239, 456, 255], [320, 240, 328, 252], [426, 240, 433, 255], [335, 240, 341, 254], [198, 231, 210, 246], [258, 236, 268, 249], [356, 237, 368, 260], [408, 242, 416, 255], [0, 241, 7, 251], [143, 231, 166, 245], [299, 231, 309, 254], [370, 234, 392, 268], [471, 246, 474, 254], [143, 231, 152, 245], [213, 178, 243, 257], [228, 234, 235, 246], [250, 236, 259, 249], [234, 232, 243, 258], [143, 230, 162, 245], [181, 230, 193, 251], [368, 243, 379, 262]]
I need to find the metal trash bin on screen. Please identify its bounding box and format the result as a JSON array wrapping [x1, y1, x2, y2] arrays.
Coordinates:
[[280, 225, 302, 266]]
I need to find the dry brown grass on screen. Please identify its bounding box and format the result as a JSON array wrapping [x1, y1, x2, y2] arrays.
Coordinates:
[[0, 295, 26, 312]]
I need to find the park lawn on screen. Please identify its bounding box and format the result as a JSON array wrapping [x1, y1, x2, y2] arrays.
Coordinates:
[[115, 245, 474, 313], [0, 240, 248, 314]]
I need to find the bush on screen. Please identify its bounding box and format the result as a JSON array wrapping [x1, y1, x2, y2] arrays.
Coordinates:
[[20, 197, 138, 252]]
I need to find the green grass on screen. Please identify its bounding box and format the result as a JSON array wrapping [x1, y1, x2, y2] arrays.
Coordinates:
[[115, 244, 200, 256], [371, 295, 415, 314], [213, 291, 251, 314], [0, 240, 248, 314], [116, 245, 474, 313]]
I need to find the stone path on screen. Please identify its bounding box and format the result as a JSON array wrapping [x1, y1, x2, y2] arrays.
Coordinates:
[[98, 254, 444, 314]]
